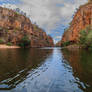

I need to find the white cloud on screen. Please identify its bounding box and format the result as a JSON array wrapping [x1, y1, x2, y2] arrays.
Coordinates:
[[18, 0, 87, 33], [55, 36, 61, 39]]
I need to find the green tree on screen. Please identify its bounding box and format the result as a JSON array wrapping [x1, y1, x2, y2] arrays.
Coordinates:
[[19, 36, 31, 48], [79, 25, 92, 48]]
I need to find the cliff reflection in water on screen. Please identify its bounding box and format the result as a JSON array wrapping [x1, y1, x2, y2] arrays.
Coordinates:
[[0, 48, 53, 90], [1, 48, 92, 92], [61, 49, 92, 92]]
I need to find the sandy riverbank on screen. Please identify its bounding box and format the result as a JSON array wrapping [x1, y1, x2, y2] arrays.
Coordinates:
[[0, 45, 20, 49]]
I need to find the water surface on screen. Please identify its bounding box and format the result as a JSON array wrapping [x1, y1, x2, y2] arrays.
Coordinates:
[[0, 48, 92, 92]]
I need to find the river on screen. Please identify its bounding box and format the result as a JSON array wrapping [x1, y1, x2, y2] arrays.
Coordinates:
[[0, 48, 92, 92]]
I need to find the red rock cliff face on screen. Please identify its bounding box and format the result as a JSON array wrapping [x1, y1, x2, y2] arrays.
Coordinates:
[[61, 2, 92, 44], [31, 24, 54, 47], [55, 41, 61, 47], [0, 7, 54, 47]]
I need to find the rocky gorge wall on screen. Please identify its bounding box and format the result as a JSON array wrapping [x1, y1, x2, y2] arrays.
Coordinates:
[[0, 7, 54, 47], [55, 41, 61, 47], [61, 2, 92, 45]]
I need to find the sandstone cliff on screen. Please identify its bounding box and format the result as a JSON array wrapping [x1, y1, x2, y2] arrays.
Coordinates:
[[55, 41, 61, 47], [0, 7, 54, 47], [61, 2, 92, 45]]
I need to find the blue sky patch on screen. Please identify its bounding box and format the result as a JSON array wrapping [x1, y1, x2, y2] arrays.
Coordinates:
[[0, 0, 21, 5]]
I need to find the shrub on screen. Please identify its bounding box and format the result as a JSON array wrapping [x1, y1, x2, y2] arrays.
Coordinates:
[[61, 41, 70, 47], [7, 42, 12, 46], [14, 29, 17, 33], [0, 27, 3, 30], [85, 31, 92, 47], [79, 25, 92, 48], [79, 30, 87, 45], [15, 12, 20, 16], [19, 36, 30, 48], [0, 39, 4, 44]]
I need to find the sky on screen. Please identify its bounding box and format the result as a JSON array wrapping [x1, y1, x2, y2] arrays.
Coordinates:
[[0, 0, 88, 43]]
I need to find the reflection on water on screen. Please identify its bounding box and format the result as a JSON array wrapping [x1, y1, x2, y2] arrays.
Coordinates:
[[0, 48, 53, 91], [0, 48, 92, 92], [62, 49, 92, 92]]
